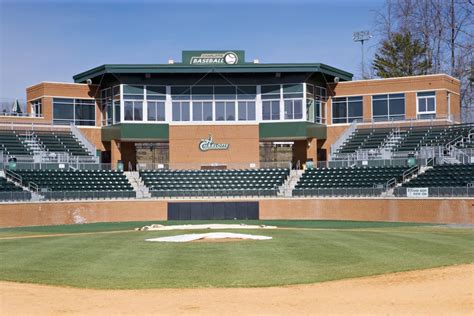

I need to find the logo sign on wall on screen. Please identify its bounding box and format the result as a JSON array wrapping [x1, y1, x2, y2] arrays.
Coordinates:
[[182, 50, 245, 66], [199, 135, 230, 152]]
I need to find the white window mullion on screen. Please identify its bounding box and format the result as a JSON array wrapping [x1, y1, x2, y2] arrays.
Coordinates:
[[256, 85, 262, 122]]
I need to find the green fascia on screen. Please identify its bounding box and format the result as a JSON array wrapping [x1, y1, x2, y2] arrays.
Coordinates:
[[102, 124, 169, 142], [259, 122, 327, 140], [73, 63, 353, 83]]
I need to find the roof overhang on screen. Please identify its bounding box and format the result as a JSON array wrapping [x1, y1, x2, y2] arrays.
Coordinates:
[[73, 63, 353, 83]]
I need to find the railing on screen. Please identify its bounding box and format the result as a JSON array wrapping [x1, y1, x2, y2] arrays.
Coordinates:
[[136, 161, 292, 171], [316, 158, 428, 169], [330, 120, 357, 159], [70, 123, 98, 161], [402, 165, 419, 182], [40, 190, 136, 201], [149, 188, 279, 198], [0, 122, 69, 131], [293, 187, 385, 197], [0, 191, 32, 202], [5, 168, 22, 186]]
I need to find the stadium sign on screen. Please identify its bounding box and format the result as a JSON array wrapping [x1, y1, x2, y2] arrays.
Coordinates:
[[406, 187, 429, 198], [199, 135, 229, 151], [183, 50, 245, 65]]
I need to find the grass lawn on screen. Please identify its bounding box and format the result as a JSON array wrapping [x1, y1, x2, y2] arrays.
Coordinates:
[[0, 220, 472, 289]]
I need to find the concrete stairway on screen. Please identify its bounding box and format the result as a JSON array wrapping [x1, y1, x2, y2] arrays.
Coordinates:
[[278, 169, 304, 197], [125, 171, 151, 198]]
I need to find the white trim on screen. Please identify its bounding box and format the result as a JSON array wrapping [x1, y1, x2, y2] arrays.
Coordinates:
[[26, 81, 98, 89], [341, 73, 460, 84], [330, 88, 459, 98], [27, 95, 95, 102]]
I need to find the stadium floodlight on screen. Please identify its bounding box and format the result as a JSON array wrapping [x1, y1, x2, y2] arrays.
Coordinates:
[[353, 30, 373, 79]]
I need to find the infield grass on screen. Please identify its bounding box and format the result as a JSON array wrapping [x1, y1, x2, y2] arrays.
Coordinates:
[[0, 220, 472, 289]]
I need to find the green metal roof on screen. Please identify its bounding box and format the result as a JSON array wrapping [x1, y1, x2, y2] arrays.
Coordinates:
[[73, 63, 353, 83]]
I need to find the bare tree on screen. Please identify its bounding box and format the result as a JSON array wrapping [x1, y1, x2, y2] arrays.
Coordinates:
[[373, 0, 474, 122]]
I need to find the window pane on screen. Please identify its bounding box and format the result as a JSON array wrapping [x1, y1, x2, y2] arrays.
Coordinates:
[[182, 102, 190, 121], [157, 102, 165, 120], [372, 99, 388, 116], [418, 99, 427, 112], [124, 101, 133, 120], [332, 101, 347, 120], [247, 101, 256, 120], [417, 91, 435, 97], [193, 102, 202, 121], [284, 100, 293, 119], [203, 102, 213, 121], [172, 102, 180, 121], [294, 99, 303, 119], [389, 98, 405, 115], [427, 98, 435, 111], [226, 102, 235, 120], [53, 103, 74, 120], [114, 101, 120, 123], [216, 102, 225, 121], [238, 102, 246, 120], [348, 100, 363, 119], [272, 100, 280, 120], [262, 101, 270, 120], [134, 101, 143, 120], [148, 102, 157, 121]]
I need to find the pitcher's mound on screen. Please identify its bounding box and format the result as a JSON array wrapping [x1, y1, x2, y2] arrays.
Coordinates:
[[145, 232, 272, 243]]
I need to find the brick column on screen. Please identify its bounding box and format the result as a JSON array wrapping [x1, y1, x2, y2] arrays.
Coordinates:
[[111, 139, 121, 170]]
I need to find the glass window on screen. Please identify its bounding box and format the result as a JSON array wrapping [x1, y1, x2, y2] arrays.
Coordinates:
[[124, 100, 143, 121], [417, 91, 436, 119], [114, 101, 120, 123], [372, 94, 405, 121], [263, 100, 280, 120], [171, 86, 191, 100], [216, 101, 235, 121], [172, 101, 190, 121], [236, 86, 257, 100], [192, 101, 213, 121], [238, 101, 256, 121], [53, 98, 95, 126], [331, 96, 363, 124], [214, 86, 236, 100], [147, 101, 165, 121], [284, 99, 303, 120], [146, 86, 166, 101], [30, 99, 42, 117], [261, 85, 281, 100]]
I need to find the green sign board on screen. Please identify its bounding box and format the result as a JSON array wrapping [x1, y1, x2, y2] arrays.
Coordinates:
[[182, 50, 245, 65]]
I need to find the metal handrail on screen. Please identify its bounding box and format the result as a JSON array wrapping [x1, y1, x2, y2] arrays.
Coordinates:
[[402, 165, 419, 182]]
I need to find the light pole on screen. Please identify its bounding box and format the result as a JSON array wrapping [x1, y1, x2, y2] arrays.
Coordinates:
[[353, 31, 373, 79]]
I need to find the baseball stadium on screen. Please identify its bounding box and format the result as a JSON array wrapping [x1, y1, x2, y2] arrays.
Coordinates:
[[0, 50, 473, 314]]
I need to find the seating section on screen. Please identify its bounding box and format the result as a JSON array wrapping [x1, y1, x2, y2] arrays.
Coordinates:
[[0, 130, 31, 156], [293, 166, 408, 196], [336, 128, 392, 155], [402, 164, 474, 188], [0, 176, 31, 201], [34, 131, 91, 157], [334, 124, 473, 158], [14, 170, 134, 199], [140, 168, 290, 197]]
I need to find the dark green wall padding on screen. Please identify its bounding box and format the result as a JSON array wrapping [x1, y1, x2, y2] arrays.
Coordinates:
[[102, 122, 325, 142], [259, 122, 327, 140], [102, 124, 169, 141]]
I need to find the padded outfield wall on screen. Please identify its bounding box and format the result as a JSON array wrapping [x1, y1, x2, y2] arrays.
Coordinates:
[[0, 198, 472, 227]]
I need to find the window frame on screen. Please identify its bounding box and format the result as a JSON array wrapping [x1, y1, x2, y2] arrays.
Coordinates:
[[416, 91, 436, 119], [371, 93, 405, 122]]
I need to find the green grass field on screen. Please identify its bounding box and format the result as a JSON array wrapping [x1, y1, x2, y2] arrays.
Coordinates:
[[0, 220, 472, 289]]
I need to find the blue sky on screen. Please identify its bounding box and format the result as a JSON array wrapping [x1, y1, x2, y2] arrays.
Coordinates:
[[0, 0, 384, 99]]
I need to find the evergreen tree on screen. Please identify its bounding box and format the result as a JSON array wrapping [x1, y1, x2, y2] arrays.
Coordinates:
[[373, 32, 432, 78]]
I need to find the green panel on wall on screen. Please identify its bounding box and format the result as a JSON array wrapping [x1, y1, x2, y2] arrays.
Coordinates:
[[102, 124, 169, 141], [259, 122, 326, 140]]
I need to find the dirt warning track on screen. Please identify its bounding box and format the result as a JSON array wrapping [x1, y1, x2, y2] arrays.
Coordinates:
[[1, 264, 473, 315]]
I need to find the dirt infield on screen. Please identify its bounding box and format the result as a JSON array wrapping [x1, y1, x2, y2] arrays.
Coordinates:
[[1, 264, 473, 315]]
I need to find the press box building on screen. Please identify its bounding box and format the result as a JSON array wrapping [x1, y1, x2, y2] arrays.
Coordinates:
[[5, 50, 461, 169]]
